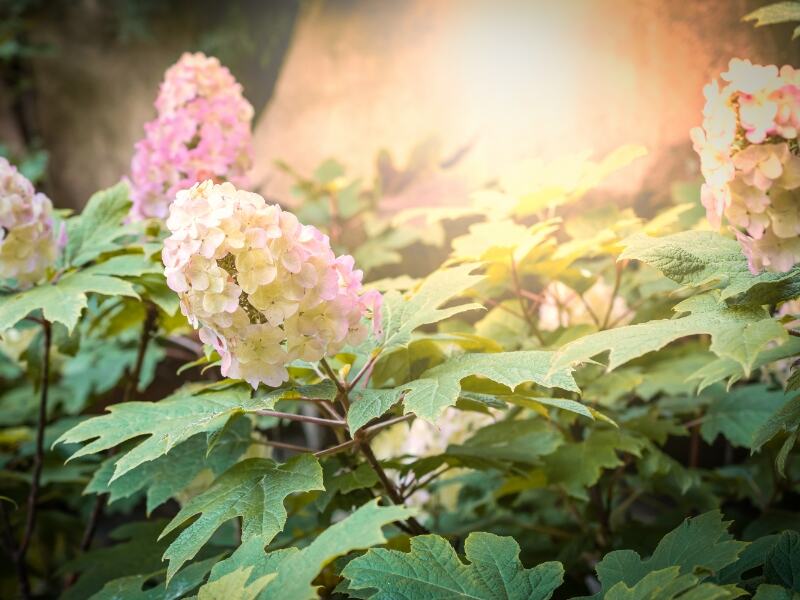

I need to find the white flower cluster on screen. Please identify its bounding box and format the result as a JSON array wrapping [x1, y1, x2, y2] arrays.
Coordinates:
[[162, 181, 381, 388], [692, 59, 800, 272], [0, 157, 60, 287]]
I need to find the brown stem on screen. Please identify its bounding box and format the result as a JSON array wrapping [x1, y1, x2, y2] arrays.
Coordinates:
[[349, 353, 379, 390], [576, 293, 601, 328], [314, 438, 358, 458], [509, 255, 545, 344], [257, 438, 316, 453], [364, 413, 414, 433], [320, 357, 347, 396], [15, 319, 51, 597], [403, 466, 452, 500], [689, 424, 701, 468], [1, 502, 30, 599], [255, 409, 346, 428], [601, 261, 624, 330], [357, 437, 428, 535], [123, 305, 157, 403]]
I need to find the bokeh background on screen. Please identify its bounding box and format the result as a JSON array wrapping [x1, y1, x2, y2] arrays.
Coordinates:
[[1, 0, 798, 212]]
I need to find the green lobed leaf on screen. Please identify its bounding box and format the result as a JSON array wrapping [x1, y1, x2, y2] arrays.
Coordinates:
[[604, 566, 737, 600], [689, 338, 800, 393], [752, 584, 800, 600], [744, 1, 800, 27], [446, 418, 563, 465], [85, 416, 251, 514], [66, 182, 137, 266], [752, 395, 800, 452], [347, 388, 404, 432], [380, 263, 486, 351], [160, 454, 324, 581], [543, 430, 644, 497], [401, 350, 579, 421], [62, 520, 172, 600], [701, 385, 790, 448], [343, 531, 564, 600], [55, 383, 260, 480], [0, 271, 139, 333], [202, 499, 415, 600], [594, 511, 746, 595], [552, 292, 787, 376], [87, 555, 219, 600], [197, 568, 276, 600], [620, 230, 800, 304], [764, 531, 800, 591]]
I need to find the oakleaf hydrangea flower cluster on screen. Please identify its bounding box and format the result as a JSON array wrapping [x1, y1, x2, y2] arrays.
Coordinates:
[[129, 52, 254, 220], [162, 181, 381, 388], [691, 58, 800, 272], [0, 157, 60, 287]]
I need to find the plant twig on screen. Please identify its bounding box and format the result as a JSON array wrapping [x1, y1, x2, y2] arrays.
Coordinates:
[[357, 437, 428, 535], [349, 353, 379, 390], [255, 409, 346, 428], [314, 438, 358, 458], [601, 261, 624, 330], [123, 304, 158, 403], [256, 438, 316, 453], [15, 319, 52, 597], [509, 255, 545, 344], [320, 357, 347, 396], [363, 413, 414, 434]]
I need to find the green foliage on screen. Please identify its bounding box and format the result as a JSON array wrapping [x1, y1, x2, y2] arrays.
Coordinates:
[[402, 350, 579, 421], [553, 292, 787, 375], [56, 383, 262, 479], [744, 1, 800, 38], [343, 532, 564, 600], [160, 454, 323, 580], [5, 122, 800, 600]]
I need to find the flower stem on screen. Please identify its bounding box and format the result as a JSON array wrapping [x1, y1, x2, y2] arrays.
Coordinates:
[[255, 409, 346, 428]]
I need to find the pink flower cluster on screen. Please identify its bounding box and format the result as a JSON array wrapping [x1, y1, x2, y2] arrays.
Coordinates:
[[129, 52, 254, 220], [0, 158, 60, 287], [162, 181, 381, 388], [691, 59, 800, 272]]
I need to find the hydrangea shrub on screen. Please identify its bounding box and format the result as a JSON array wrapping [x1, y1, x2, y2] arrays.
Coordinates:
[[0, 157, 61, 286], [692, 58, 800, 272], [162, 180, 380, 387], [129, 52, 254, 220], [2, 33, 800, 600]]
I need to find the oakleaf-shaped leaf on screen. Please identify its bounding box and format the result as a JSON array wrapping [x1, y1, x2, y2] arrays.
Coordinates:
[[620, 230, 800, 304], [197, 568, 275, 600], [402, 350, 579, 421], [202, 499, 415, 600], [752, 395, 800, 452], [543, 430, 644, 497], [348, 388, 404, 432], [66, 182, 137, 266], [0, 271, 139, 332], [700, 385, 789, 448], [380, 263, 485, 351], [85, 416, 251, 514], [764, 531, 800, 592], [552, 292, 786, 376], [343, 531, 564, 600], [594, 511, 746, 594], [55, 383, 258, 480], [447, 418, 562, 465], [160, 454, 323, 581], [87, 556, 219, 600]]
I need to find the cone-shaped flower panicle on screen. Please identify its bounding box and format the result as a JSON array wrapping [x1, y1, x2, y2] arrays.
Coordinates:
[[162, 181, 382, 388], [129, 52, 254, 220], [0, 157, 61, 287], [692, 58, 800, 272]]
